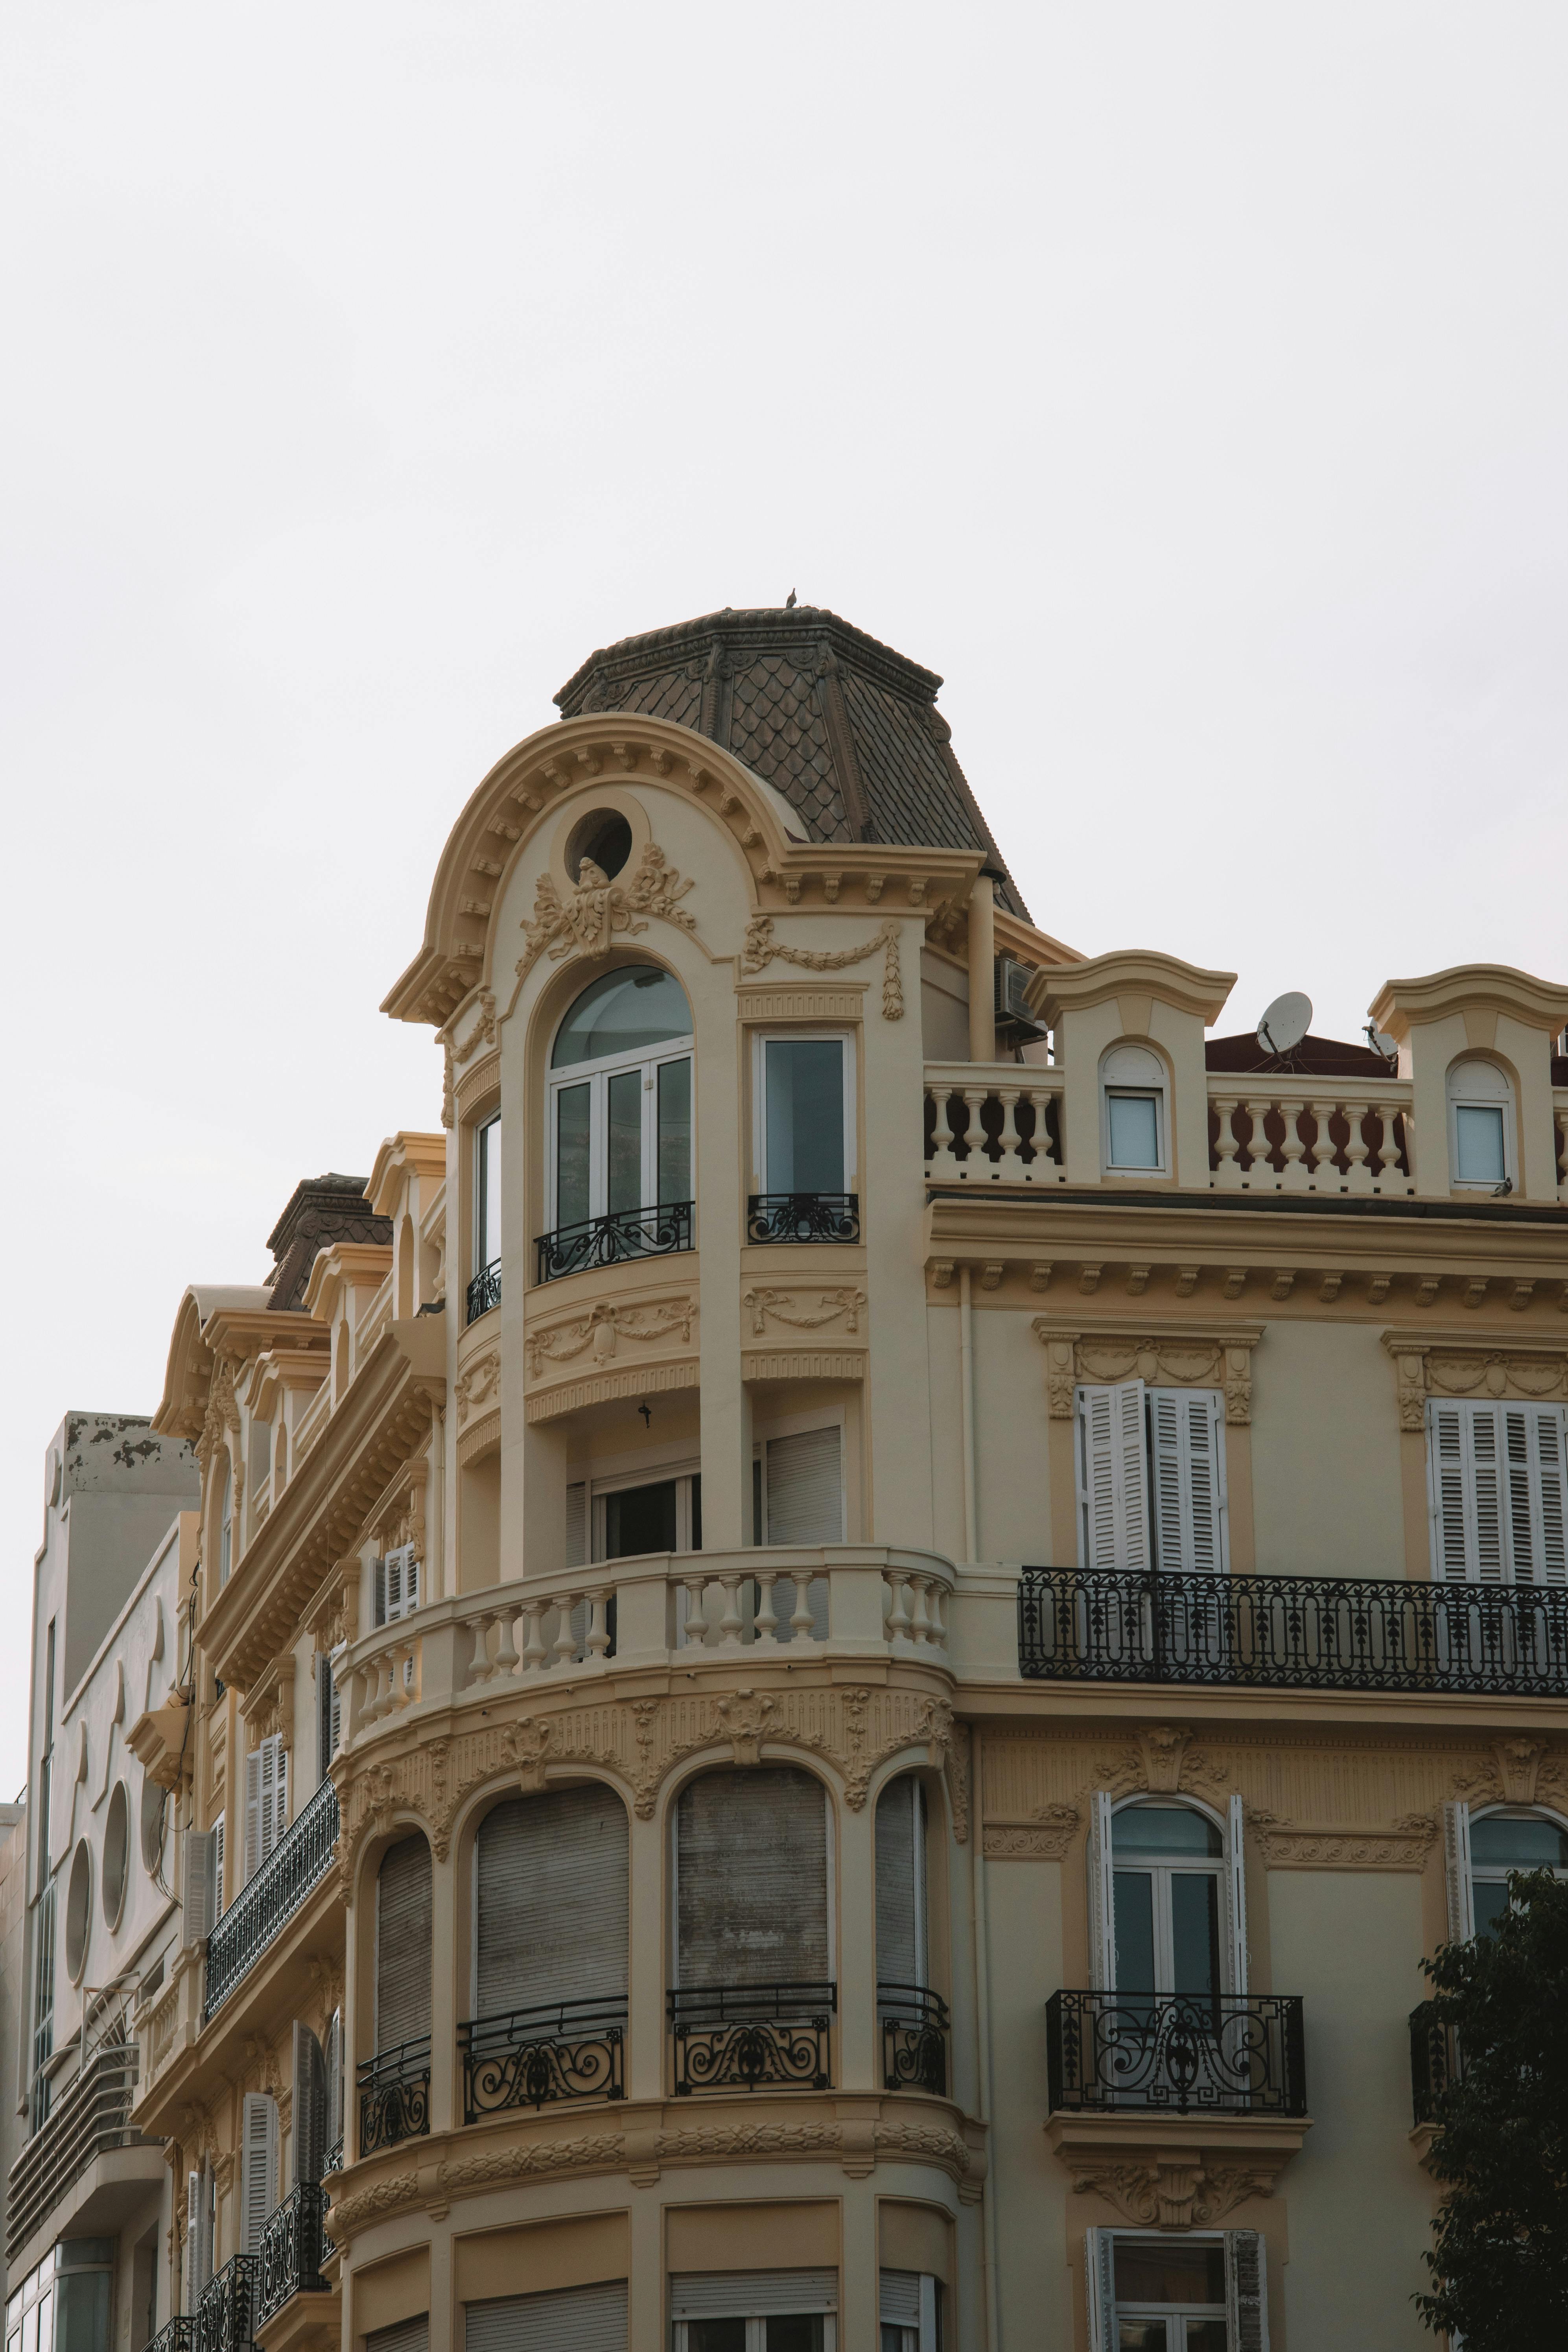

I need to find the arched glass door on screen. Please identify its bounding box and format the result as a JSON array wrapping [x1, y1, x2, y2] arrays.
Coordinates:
[[542, 965, 694, 1277], [1112, 1802, 1223, 1995]]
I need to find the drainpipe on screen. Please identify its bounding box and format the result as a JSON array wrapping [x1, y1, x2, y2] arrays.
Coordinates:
[[968, 875, 997, 1065], [959, 1266, 978, 1565], [972, 1738, 1002, 2352]]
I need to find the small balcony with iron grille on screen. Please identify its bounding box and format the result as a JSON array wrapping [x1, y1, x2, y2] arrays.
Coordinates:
[[254, 2181, 334, 2342], [204, 1778, 339, 2021], [357, 2037, 431, 2156], [667, 1983, 836, 2096]]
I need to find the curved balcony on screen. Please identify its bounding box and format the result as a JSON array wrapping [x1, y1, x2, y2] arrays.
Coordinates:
[[536, 1200, 693, 1284], [339, 1545, 956, 1757], [667, 1982, 836, 2095], [459, 1998, 626, 2120]]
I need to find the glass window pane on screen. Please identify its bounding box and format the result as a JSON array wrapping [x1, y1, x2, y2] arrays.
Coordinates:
[[1113, 1806, 1223, 1858], [1187, 2325, 1229, 2352], [1455, 1102, 1505, 1183], [478, 1117, 501, 1267], [1112, 2326, 1168, 2352], [1114, 1871, 1157, 1993], [688, 2323, 746, 2352], [1107, 1091, 1161, 1167], [765, 1040, 845, 1193], [54, 2276, 107, 2352], [658, 1058, 692, 1205], [1115, 2240, 1227, 2305], [551, 965, 691, 1067], [1473, 1878, 1513, 1938], [1170, 1873, 1221, 1996], [555, 1084, 591, 1227], [607, 1069, 643, 1215], [604, 1480, 678, 1559], [1469, 1815, 1568, 1869], [765, 2323, 824, 2352]]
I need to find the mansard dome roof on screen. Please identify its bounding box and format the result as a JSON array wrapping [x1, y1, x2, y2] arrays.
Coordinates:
[[555, 604, 1027, 918]]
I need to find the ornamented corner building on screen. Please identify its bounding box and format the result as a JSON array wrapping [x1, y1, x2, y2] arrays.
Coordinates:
[[11, 603, 1568, 2352]]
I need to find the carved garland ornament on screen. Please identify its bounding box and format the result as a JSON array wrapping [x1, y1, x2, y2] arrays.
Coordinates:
[[440, 988, 497, 1128], [1069, 2155, 1279, 2231], [1383, 1333, 1568, 1432], [743, 1287, 866, 1338], [454, 1349, 501, 1423], [1033, 1323, 1263, 1425], [525, 1297, 695, 1379], [517, 844, 696, 983], [741, 914, 903, 1019]]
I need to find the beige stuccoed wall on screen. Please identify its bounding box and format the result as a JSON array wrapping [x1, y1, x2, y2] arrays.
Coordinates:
[[983, 1854, 1072, 2349], [1269, 1869, 1434, 2347], [1248, 1320, 1408, 1578], [971, 1307, 1055, 1565]]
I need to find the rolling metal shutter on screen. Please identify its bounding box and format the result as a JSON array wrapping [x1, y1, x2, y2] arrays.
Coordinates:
[[376, 1834, 432, 2050], [367, 2320, 429, 2352], [676, 1768, 828, 1986], [463, 2284, 626, 2352], [766, 1427, 844, 1545], [474, 1786, 629, 2017], [875, 1777, 925, 1986], [669, 2271, 837, 2318]]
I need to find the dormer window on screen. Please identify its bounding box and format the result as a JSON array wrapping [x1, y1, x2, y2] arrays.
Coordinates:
[[1447, 1058, 1513, 1189], [1100, 1045, 1167, 1173]]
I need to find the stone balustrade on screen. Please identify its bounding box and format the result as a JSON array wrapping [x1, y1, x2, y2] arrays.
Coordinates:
[[1208, 1079, 1413, 1195], [923, 1061, 1064, 1183]]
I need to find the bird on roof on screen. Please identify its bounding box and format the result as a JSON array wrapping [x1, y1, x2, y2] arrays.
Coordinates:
[[785, 588, 796, 608]]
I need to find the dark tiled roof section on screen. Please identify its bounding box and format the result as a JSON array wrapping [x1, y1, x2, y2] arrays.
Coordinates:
[[265, 1173, 393, 1313], [554, 605, 1027, 916], [1205, 1032, 1399, 1079]]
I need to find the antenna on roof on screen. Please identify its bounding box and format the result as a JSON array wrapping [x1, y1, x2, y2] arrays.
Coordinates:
[[1256, 991, 1311, 1062]]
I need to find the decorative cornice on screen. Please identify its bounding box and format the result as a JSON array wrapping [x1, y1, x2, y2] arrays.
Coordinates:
[[1382, 1327, 1568, 1428], [524, 1358, 700, 1423], [1032, 1320, 1265, 1423], [1246, 1810, 1439, 1869], [1064, 2149, 1285, 2229], [983, 1805, 1078, 1860], [740, 915, 903, 1019], [739, 1350, 867, 1384]]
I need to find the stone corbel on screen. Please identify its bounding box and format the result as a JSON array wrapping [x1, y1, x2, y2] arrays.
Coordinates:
[[1034, 1322, 1264, 1424]]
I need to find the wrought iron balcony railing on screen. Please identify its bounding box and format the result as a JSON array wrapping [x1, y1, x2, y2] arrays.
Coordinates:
[[460, 1998, 626, 2120], [323, 2137, 344, 2178], [1410, 2001, 1464, 2125], [668, 1982, 835, 2095], [878, 1983, 949, 2096], [205, 1777, 339, 2020], [258, 2182, 332, 2324], [1046, 1989, 1307, 2118], [746, 1192, 860, 1244], [1018, 1566, 1568, 1697], [6, 2033, 149, 2265], [465, 1261, 501, 1324], [357, 2037, 431, 2155], [148, 2319, 194, 2352], [195, 2256, 255, 2352], [536, 1200, 693, 1283]]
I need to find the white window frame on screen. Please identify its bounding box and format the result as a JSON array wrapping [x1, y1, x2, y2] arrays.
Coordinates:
[[1099, 1044, 1169, 1176], [1446, 1057, 1515, 1191], [1467, 1804, 1568, 1937], [590, 1459, 702, 1562], [673, 2325, 836, 2352], [545, 1023, 695, 1231], [1089, 2227, 1264, 2352], [473, 1111, 501, 1277], [752, 1029, 858, 1195]]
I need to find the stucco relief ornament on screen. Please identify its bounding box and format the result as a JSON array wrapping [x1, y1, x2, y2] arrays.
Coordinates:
[[741, 914, 904, 1019], [516, 844, 696, 982]]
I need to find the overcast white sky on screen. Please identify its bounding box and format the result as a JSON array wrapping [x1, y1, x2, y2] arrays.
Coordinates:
[[3, 4, 1566, 1790]]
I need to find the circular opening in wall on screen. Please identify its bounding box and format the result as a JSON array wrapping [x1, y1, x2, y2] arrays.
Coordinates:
[[140, 1771, 166, 1874], [65, 1839, 92, 1983], [103, 1782, 130, 1928], [565, 809, 633, 884]]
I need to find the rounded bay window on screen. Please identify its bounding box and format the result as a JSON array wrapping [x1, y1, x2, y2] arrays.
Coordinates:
[[543, 964, 695, 1277]]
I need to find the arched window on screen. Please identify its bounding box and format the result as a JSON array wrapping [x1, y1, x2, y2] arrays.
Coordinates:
[[1469, 1809, 1568, 1937], [1100, 1045, 1168, 1173], [877, 1776, 944, 2096], [544, 966, 693, 1270], [1446, 1057, 1514, 1189], [1111, 1800, 1225, 1995]]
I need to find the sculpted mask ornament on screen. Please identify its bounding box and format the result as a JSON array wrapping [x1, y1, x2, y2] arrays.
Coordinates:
[[518, 843, 696, 981]]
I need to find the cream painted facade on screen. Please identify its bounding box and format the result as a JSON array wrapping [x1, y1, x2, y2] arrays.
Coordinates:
[[12, 606, 1568, 2352]]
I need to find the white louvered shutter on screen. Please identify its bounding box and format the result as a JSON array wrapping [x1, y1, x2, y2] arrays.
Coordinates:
[[381, 1545, 420, 1623], [676, 1768, 828, 1986], [213, 1815, 225, 1920], [182, 1829, 212, 1946], [1149, 1388, 1227, 1574], [1444, 1801, 1475, 1944], [669, 2273, 837, 2319], [766, 1427, 844, 1543], [1083, 2228, 1115, 2352], [566, 1484, 588, 1569], [1503, 1405, 1568, 1583], [376, 1835, 432, 2051], [185, 2173, 201, 2308], [1428, 1402, 1505, 1581], [240, 2092, 277, 2254], [374, 1556, 387, 1626], [875, 1777, 926, 1988], [1078, 1382, 1152, 1570], [319, 1657, 340, 1777], [475, 1786, 629, 2017], [291, 2022, 325, 2185], [254, 1734, 287, 1866], [1225, 2229, 1270, 2351], [1226, 1791, 1249, 1994], [324, 2010, 344, 2155], [244, 1745, 262, 1883], [464, 2283, 627, 2352], [1088, 1791, 1116, 1991]]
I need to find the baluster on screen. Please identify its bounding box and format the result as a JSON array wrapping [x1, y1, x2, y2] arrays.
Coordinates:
[[908, 1576, 932, 1645], [551, 1594, 579, 1666], [927, 1581, 948, 1649], [1345, 1100, 1373, 1192], [469, 1613, 496, 1685], [1279, 1100, 1309, 1190], [718, 1574, 745, 1647], [789, 1571, 816, 1642], [520, 1604, 547, 1673], [1374, 1103, 1402, 1185], [884, 1572, 913, 1642], [392, 1641, 415, 1709], [996, 1087, 1023, 1177], [962, 1086, 989, 1179], [1308, 1100, 1337, 1187], [1243, 1099, 1273, 1183], [358, 1659, 380, 1725], [1212, 1098, 1242, 1188], [682, 1572, 710, 1649], [586, 1588, 612, 1659], [754, 1570, 779, 1645], [928, 1088, 958, 1177], [491, 1607, 520, 1680]]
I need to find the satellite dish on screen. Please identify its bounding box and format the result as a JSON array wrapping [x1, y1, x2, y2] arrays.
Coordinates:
[[1369, 1027, 1399, 1062], [1257, 991, 1312, 1056]]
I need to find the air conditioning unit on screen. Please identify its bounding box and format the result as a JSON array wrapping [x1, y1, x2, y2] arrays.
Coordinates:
[[994, 957, 1046, 1032]]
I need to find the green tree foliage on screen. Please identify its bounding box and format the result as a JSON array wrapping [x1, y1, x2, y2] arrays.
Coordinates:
[[1416, 1869, 1568, 2343]]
